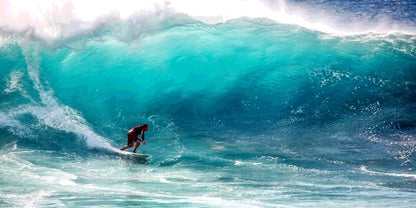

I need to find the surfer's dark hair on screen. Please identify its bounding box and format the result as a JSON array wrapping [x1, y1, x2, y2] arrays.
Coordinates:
[[143, 123, 148, 128]]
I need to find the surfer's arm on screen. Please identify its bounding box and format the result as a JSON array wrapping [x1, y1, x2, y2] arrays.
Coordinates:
[[138, 132, 145, 145]]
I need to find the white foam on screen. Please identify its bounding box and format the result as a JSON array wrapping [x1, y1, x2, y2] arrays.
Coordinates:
[[0, 40, 117, 151], [360, 165, 416, 179], [4, 70, 23, 93], [0, 150, 77, 207], [0, 111, 30, 137], [1, 0, 414, 42]]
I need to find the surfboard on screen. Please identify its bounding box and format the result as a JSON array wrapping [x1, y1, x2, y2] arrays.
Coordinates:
[[129, 153, 151, 158], [116, 149, 150, 158]]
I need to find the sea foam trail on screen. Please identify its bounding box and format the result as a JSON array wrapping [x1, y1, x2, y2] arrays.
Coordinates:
[[2, 41, 117, 151], [0, 1, 415, 206], [360, 166, 416, 179]]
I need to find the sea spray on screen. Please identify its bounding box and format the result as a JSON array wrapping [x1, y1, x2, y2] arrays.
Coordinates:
[[1, 0, 416, 207]]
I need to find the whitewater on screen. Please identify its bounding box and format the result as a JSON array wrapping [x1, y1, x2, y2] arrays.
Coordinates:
[[1, 0, 416, 207]]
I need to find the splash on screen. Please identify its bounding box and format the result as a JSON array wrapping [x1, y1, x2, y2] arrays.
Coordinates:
[[1, 40, 116, 150], [1, 0, 415, 43], [0, 1, 416, 207]]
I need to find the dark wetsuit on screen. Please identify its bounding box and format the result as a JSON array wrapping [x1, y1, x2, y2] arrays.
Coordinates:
[[127, 125, 145, 146]]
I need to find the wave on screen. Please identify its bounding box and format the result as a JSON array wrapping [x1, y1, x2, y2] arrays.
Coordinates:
[[0, 6, 415, 170], [0, 41, 117, 152], [1, 0, 416, 44], [1, 2, 415, 206], [360, 166, 416, 179]]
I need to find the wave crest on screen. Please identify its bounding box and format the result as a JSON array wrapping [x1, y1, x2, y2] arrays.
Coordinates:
[[1, 0, 415, 43]]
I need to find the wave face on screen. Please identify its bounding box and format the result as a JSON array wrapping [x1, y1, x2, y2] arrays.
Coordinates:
[[1, 0, 416, 207]]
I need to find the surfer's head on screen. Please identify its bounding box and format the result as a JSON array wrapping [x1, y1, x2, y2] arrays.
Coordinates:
[[143, 124, 149, 131]]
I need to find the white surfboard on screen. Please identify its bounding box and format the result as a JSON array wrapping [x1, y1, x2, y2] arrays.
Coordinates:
[[125, 152, 151, 158], [114, 148, 150, 158]]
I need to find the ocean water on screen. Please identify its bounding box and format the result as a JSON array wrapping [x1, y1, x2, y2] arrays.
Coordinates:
[[1, 0, 416, 207]]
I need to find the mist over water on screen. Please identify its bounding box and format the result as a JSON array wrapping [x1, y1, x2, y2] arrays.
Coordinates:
[[1, 0, 416, 207]]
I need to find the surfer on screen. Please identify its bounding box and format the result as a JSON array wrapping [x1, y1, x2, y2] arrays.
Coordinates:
[[120, 124, 148, 153]]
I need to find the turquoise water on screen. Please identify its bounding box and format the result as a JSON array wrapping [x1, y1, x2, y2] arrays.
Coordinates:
[[1, 0, 416, 207]]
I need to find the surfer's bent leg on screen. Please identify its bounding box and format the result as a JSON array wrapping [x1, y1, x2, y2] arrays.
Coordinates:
[[121, 132, 135, 150], [132, 139, 141, 153]]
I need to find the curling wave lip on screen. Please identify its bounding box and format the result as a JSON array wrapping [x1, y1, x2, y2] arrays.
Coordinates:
[[1, 0, 415, 42]]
